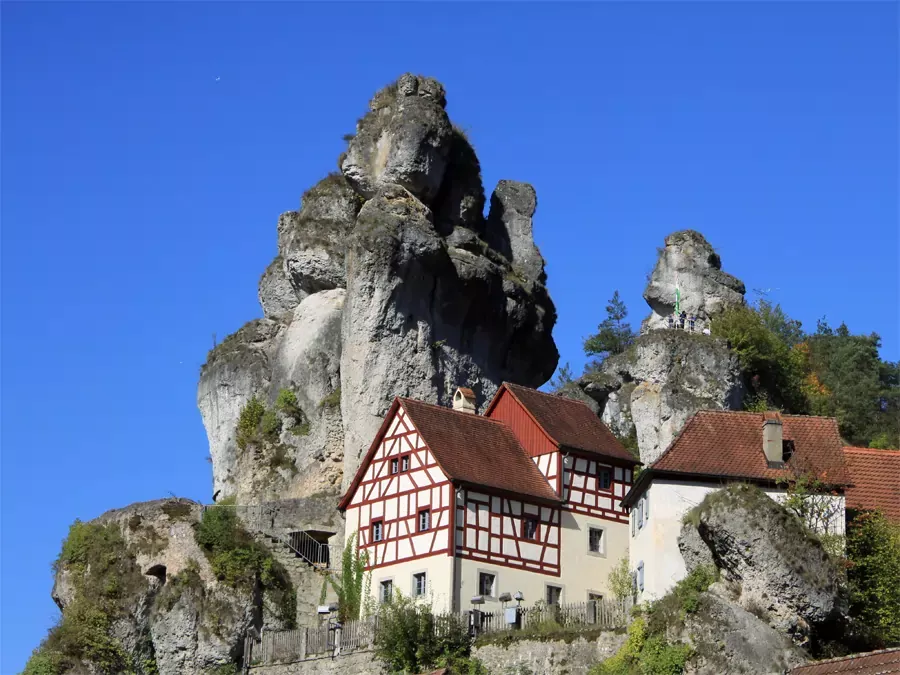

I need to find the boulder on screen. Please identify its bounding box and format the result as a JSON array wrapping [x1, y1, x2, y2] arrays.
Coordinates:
[[682, 484, 848, 645], [258, 256, 302, 317]]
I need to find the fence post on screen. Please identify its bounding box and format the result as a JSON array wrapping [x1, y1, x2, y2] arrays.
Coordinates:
[[300, 627, 307, 661]]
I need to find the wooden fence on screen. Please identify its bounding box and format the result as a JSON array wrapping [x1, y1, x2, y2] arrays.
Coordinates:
[[244, 598, 632, 668]]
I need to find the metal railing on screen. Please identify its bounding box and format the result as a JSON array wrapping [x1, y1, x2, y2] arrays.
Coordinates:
[[244, 598, 633, 668]]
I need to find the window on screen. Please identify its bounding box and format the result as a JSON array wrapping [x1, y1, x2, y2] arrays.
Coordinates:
[[523, 516, 538, 540], [413, 572, 427, 597], [380, 579, 393, 603], [418, 508, 431, 532], [372, 520, 383, 542], [390, 458, 399, 474], [546, 585, 562, 606], [637, 561, 644, 592], [637, 499, 644, 529], [631, 510, 637, 536], [401, 455, 410, 472], [644, 493, 649, 522], [588, 527, 604, 554], [478, 572, 495, 597], [599, 469, 611, 490], [588, 592, 603, 602]]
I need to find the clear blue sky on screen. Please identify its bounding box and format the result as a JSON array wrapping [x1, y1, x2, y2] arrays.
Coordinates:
[[2, 2, 897, 670]]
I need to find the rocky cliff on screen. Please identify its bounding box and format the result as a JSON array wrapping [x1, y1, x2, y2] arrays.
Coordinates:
[[577, 230, 745, 464], [199, 73, 558, 502]]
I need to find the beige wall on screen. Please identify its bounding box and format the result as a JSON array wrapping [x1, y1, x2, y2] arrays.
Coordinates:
[[368, 554, 455, 614], [559, 511, 630, 600]]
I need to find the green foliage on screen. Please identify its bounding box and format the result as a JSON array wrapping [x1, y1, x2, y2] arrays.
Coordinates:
[[375, 594, 471, 674], [608, 555, 635, 601], [320, 387, 341, 409], [637, 636, 692, 675], [589, 615, 646, 675], [194, 507, 296, 627], [154, 560, 204, 613], [615, 428, 640, 460], [29, 520, 147, 674], [585, 291, 635, 365], [646, 565, 717, 637], [260, 409, 282, 439], [236, 396, 266, 450], [846, 510, 900, 646], [711, 303, 807, 412], [327, 534, 370, 622]]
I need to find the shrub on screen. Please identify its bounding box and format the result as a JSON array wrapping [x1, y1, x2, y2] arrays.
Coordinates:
[[161, 501, 194, 521], [236, 396, 266, 450], [846, 510, 900, 646], [260, 409, 282, 440], [608, 555, 635, 601], [375, 594, 471, 674], [327, 534, 370, 622], [194, 507, 296, 627]]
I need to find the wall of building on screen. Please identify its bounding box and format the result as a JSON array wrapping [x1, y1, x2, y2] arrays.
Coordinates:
[[559, 511, 630, 601], [629, 479, 846, 601], [456, 556, 564, 613], [562, 455, 632, 525], [368, 554, 455, 613]]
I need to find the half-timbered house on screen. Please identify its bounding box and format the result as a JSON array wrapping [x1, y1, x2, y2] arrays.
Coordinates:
[[338, 383, 639, 613]]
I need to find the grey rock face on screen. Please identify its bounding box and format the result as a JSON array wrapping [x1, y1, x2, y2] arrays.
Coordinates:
[[643, 229, 745, 332], [682, 590, 807, 675], [340, 184, 558, 484], [486, 180, 546, 284], [259, 256, 302, 318], [199, 290, 345, 503], [577, 232, 745, 464], [582, 330, 743, 464], [199, 74, 558, 499], [341, 74, 453, 204], [678, 519, 717, 574], [683, 485, 848, 644], [276, 174, 362, 297]]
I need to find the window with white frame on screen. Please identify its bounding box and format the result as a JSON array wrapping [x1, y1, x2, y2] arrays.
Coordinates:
[[644, 493, 649, 522], [637, 561, 644, 592], [413, 572, 427, 597], [631, 509, 637, 536], [523, 516, 538, 540], [418, 508, 430, 532], [380, 579, 393, 603], [588, 527, 605, 554], [546, 585, 562, 606], [637, 499, 644, 529], [401, 455, 410, 472], [390, 458, 399, 474], [478, 572, 495, 597], [372, 520, 383, 542]]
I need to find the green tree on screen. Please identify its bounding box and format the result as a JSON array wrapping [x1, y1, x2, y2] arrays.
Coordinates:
[[846, 510, 900, 646], [607, 555, 634, 601], [584, 291, 635, 364]]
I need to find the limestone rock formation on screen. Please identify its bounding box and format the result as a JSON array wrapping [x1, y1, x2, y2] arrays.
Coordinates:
[[577, 231, 745, 464], [642, 229, 745, 333], [199, 73, 558, 501], [680, 485, 848, 645]]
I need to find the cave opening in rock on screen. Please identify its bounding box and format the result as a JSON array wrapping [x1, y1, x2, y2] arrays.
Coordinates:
[[146, 564, 167, 585]]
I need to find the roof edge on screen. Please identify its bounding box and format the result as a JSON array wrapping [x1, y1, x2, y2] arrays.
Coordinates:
[[338, 398, 403, 511]]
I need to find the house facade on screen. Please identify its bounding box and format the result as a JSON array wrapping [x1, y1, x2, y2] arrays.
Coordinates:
[[622, 410, 850, 601], [338, 383, 639, 613]]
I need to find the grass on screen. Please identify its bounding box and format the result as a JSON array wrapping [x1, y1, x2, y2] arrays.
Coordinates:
[[319, 387, 341, 409]]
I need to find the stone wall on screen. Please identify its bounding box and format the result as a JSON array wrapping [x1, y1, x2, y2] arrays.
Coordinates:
[[248, 649, 380, 675], [473, 632, 626, 675]]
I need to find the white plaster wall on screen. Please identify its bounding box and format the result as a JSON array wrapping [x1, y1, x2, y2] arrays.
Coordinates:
[[368, 554, 455, 613], [629, 480, 846, 601], [559, 511, 630, 600]]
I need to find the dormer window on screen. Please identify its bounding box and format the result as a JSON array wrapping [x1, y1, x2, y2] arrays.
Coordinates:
[[782, 439, 795, 463]]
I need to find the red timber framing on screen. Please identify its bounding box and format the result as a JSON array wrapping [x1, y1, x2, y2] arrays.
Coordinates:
[[343, 402, 452, 570], [561, 454, 631, 524], [455, 488, 561, 576]]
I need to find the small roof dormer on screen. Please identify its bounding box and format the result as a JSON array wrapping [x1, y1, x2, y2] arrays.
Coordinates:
[[452, 386, 476, 414]]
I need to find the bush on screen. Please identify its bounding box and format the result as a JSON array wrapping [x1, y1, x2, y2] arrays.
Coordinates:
[[591, 612, 692, 675], [608, 555, 635, 601], [194, 507, 296, 626], [846, 510, 900, 646], [319, 387, 341, 409], [375, 594, 471, 674], [236, 396, 266, 450]]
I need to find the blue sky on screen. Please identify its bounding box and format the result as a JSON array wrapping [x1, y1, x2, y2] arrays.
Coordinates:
[[2, 2, 897, 670]]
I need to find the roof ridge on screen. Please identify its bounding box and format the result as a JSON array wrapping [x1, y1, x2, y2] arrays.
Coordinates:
[[504, 381, 596, 411], [398, 397, 509, 425], [844, 446, 900, 455], [694, 409, 840, 422]]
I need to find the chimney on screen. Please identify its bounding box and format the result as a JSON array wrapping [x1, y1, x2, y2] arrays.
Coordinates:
[[452, 387, 477, 414], [763, 412, 783, 464]]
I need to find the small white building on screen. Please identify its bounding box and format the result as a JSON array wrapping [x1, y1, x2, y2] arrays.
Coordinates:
[[621, 410, 850, 601], [338, 383, 640, 614]]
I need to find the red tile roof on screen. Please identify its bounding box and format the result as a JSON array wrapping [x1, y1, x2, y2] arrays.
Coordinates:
[[790, 648, 900, 675], [844, 447, 900, 522], [649, 410, 850, 485], [499, 383, 637, 464], [399, 398, 560, 503]]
